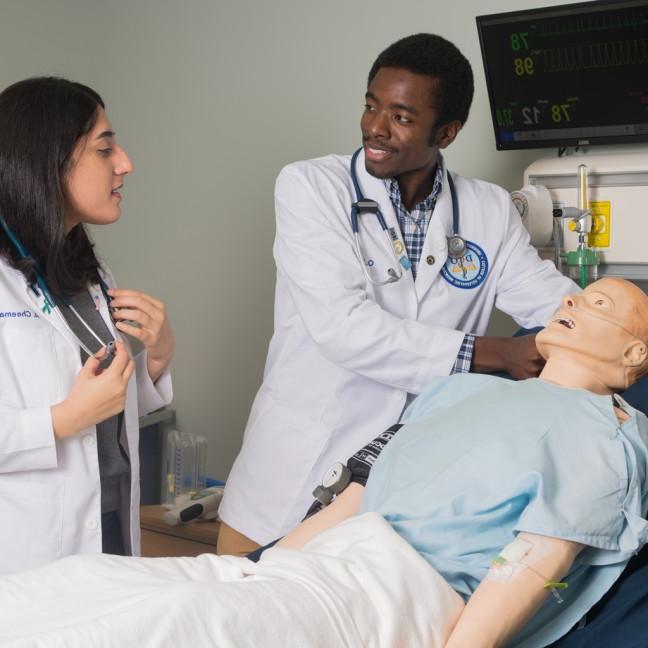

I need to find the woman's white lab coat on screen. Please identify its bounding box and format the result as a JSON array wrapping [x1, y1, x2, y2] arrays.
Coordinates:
[[0, 258, 172, 575], [219, 150, 577, 545]]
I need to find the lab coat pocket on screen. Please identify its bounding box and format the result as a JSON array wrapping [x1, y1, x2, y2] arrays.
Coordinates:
[[0, 320, 61, 407], [250, 390, 330, 462], [245, 390, 331, 507], [0, 478, 64, 575]]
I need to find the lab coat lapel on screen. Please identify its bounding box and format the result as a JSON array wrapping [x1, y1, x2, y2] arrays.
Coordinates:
[[94, 268, 133, 356], [0, 258, 77, 351], [355, 150, 416, 304], [21, 282, 82, 354], [2, 259, 116, 356], [414, 168, 452, 303]]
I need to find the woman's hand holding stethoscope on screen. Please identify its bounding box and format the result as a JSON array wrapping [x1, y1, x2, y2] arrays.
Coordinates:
[[107, 288, 175, 383], [51, 341, 134, 439]]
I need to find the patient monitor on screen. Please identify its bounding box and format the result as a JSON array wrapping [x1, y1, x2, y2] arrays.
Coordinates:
[[476, 0, 648, 288]]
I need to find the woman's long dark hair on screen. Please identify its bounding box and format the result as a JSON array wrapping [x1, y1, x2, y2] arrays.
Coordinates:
[[0, 77, 105, 296]]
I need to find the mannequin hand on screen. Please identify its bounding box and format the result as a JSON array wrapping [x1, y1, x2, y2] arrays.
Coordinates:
[[107, 288, 175, 382], [51, 342, 134, 438], [472, 334, 545, 380]]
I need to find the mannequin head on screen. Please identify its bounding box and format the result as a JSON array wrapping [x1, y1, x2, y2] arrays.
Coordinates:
[[536, 278, 648, 392]]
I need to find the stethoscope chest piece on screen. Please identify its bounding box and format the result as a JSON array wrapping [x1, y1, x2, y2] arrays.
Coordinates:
[[447, 234, 467, 259]]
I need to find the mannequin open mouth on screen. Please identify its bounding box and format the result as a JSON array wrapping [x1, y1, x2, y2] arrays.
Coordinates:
[[555, 317, 575, 329]]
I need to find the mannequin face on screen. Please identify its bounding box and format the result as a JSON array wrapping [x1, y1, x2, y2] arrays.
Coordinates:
[[537, 278, 648, 388]]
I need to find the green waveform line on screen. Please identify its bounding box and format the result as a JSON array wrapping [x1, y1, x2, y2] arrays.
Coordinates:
[[539, 11, 648, 37], [543, 38, 648, 72]]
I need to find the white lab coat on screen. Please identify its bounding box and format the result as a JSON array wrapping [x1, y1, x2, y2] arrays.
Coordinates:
[[0, 258, 172, 576], [219, 150, 578, 545]]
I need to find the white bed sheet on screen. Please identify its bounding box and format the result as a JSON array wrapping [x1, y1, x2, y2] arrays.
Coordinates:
[[0, 512, 464, 647]]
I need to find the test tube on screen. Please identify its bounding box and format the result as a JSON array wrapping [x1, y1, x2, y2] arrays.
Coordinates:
[[194, 436, 208, 491], [165, 430, 181, 506], [180, 432, 196, 498], [165, 430, 196, 506]]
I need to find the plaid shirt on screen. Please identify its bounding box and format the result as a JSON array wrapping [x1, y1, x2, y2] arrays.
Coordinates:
[[384, 158, 475, 374], [384, 162, 443, 281]]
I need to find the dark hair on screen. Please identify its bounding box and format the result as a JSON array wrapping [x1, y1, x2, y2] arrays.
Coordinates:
[[0, 76, 105, 296], [367, 33, 474, 127]]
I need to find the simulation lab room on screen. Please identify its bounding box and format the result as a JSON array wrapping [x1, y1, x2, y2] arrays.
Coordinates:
[[1, 0, 648, 646]]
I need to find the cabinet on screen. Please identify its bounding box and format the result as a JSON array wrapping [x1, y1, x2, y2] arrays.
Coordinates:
[[140, 505, 220, 557], [138, 408, 176, 506]]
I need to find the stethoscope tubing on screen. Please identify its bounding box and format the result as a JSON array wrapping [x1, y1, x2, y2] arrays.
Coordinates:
[[350, 149, 404, 285], [0, 214, 113, 358], [349, 147, 465, 285]]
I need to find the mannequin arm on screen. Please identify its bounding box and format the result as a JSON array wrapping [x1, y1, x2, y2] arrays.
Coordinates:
[[445, 533, 583, 648], [277, 483, 364, 550]]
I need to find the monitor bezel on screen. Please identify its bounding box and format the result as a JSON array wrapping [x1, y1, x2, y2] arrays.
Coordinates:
[[475, 0, 648, 150]]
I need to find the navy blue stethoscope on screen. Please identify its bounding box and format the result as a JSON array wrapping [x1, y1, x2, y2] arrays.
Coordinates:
[[349, 147, 467, 285], [0, 214, 116, 361]]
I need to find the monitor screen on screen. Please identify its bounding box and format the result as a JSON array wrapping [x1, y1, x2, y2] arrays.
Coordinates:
[[476, 0, 648, 150]]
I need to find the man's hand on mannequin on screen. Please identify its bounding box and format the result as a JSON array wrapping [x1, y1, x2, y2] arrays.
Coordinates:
[[472, 334, 544, 379]]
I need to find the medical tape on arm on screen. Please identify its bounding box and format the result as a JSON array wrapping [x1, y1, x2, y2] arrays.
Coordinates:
[[485, 533, 569, 604]]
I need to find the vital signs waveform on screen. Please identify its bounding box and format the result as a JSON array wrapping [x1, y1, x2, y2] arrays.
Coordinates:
[[543, 39, 648, 72], [539, 11, 648, 37]]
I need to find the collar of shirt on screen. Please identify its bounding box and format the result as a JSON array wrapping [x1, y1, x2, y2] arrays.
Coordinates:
[[383, 155, 445, 277]]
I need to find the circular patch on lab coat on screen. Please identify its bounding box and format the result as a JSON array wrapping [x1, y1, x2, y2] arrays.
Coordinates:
[[440, 241, 488, 289]]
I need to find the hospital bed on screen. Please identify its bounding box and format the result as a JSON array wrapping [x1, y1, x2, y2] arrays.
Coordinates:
[[247, 330, 648, 648], [1, 338, 646, 647], [0, 512, 463, 647]]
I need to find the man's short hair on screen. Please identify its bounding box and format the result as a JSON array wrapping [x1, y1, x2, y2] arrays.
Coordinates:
[[367, 33, 474, 126]]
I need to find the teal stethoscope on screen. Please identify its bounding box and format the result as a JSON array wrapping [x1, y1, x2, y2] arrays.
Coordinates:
[[0, 215, 116, 363], [350, 147, 467, 285]]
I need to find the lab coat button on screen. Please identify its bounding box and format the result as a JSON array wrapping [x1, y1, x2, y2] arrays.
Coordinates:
[[86, 518, 98, 531], [426, 255, 435, 265], [83, 435, 95, 447]]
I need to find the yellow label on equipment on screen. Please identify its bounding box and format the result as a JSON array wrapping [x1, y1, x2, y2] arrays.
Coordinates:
[[588, 201, 611, 248]]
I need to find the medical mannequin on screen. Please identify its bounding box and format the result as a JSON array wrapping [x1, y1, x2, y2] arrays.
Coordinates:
[[218, 33, 578, 554], [0, 278, 646, 648], [0, 78, 174, 574], [279, 278, 648, 647]]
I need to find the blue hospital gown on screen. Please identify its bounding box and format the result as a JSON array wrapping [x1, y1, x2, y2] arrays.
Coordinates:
[[360, 375, 648, 647]]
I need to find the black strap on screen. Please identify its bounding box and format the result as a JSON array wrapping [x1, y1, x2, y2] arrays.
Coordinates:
[[301, 423, 404, 521], [347, 423, 403, 487]]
